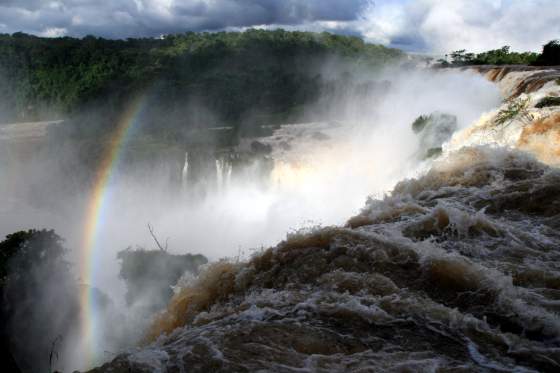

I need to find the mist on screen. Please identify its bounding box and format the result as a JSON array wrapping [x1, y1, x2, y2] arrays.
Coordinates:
[[0, 64, 501, 371], [83, 66, 499, 275]]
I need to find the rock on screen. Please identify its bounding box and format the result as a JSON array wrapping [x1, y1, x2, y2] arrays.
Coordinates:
[[311, 131, 330, 141], [411, 112, 458, 159], [250, 140, 272, 155]]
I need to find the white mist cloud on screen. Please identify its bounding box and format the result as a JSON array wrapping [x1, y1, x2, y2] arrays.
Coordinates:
[[39, 26, 67, 37]]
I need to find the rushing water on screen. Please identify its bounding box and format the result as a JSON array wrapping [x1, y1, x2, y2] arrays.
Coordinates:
[[5, 65, 560, 372], [89, 66, 560, 372], [92, 146, 560, 372]]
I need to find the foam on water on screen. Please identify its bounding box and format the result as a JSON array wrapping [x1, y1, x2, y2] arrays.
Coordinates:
[[88, 144, 560, 372], [82, 65, 560, 372]]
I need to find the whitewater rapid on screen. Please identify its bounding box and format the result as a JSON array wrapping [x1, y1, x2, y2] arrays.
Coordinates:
[[447, 66, 560, 166], [86, 67, 560, 372], [92, 146, 560, 372]]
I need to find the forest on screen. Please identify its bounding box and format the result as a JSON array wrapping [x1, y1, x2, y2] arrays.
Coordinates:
[[0, 30, 403, 136], [438, 39, 560, 66]]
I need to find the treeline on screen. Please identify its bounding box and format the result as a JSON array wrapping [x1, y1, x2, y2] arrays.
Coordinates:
[[438, 40, 560, 66], [0, 30, 403, 130]]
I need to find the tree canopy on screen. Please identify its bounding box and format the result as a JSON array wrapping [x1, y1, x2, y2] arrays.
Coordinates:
[[535, 40, 560, 66], [437, 40, 560, 67], [438, 46, 539, 66], [0, 30, 404, 128]]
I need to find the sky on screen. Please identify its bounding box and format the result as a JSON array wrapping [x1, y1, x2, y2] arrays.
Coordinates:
[[0, 0, 558, 53]]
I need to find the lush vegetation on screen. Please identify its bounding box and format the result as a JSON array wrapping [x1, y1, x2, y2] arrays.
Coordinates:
[[118, 248, 207, 313], [494, 98, 532, 126], [438, 40, 560, 66], [0, 229, 77, 373], [0, 30, 403, 132], [410, 112, 457, 160], [535, 96, 560, 108], [411, 114, 431, 133], [534, 40, 560, 66]]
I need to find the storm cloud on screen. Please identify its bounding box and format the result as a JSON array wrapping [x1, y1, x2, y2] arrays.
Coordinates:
[[0, 0, 559, 53], [0, 0, 368, 38]]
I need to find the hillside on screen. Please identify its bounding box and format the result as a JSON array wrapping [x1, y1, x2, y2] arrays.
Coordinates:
[[0, 30, 403, 134]]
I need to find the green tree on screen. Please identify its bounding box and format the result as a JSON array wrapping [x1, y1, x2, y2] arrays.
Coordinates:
[[534, 39, 560, 65], [0, 229, 80, 373]]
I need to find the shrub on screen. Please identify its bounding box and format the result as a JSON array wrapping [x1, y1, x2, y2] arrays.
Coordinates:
[[534, 40, 560, 66], [426, 147, 443, 158], [117, 248, 208, 312], [412, 115, 430, 133], [535, 96, 560, 108], [494, 98, 532, 126]]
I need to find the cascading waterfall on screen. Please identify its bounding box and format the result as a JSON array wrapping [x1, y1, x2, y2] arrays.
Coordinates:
[[215, 157, 233, 192], [215, 159, 222, 190], [77, 65, 560, 373], [181, 151, 189, 192], [447, 66, 560, 166]]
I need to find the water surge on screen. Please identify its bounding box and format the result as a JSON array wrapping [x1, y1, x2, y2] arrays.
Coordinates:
[[89, 66, 560, 372]]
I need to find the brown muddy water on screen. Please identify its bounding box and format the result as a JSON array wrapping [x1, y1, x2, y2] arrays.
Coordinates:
[[90, 147, 560, 372]]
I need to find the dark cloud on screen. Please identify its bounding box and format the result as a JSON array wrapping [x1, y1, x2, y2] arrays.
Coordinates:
[[0, 0, 558, 53], [0, 0, 369, 38]]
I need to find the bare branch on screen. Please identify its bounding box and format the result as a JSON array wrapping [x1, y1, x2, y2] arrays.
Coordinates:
[[147, 223, 168, 252], [49, 335, 62, 373]]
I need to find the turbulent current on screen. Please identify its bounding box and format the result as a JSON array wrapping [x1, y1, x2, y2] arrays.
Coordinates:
[[88, 67, 560, 372], [91, 147, 560, 373]]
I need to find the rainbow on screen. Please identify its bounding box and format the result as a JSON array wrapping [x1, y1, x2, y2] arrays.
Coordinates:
[[79, 94, 147, 365]]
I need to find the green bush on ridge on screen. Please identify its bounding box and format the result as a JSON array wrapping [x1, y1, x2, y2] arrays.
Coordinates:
[[438, 39, 560, 67]]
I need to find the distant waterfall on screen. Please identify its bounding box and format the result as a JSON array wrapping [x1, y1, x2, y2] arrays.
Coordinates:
[[182, 152, 189, 191], [216, 157, 233, 192], [216, 159, 222, 190]]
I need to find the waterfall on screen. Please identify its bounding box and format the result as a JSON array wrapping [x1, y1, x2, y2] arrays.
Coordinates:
[[216, 159, 223, 191], [182, 152, 189, 191], [216, 156, 233, 192], [225, 159, 232, 188]]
